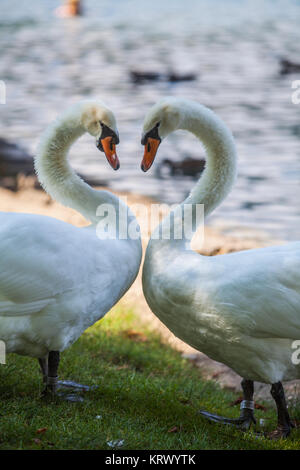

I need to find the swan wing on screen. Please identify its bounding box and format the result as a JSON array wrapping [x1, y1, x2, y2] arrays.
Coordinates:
[[214, 243, 300, 340], [0, 213, 89, 317], [0, 300, 55, 317]]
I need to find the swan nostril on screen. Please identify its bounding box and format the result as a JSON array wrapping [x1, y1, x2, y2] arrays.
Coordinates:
[[147, 142, 151, 153]]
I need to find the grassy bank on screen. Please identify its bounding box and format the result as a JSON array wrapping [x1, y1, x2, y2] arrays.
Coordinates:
[[0, 306, 299, 450]]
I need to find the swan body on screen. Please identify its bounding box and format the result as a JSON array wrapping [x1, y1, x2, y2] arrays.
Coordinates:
[[0, 212, 140, 358], [0, 100, 142, 368], [143, 239, 300, 384], [141, 98, 300, 436]]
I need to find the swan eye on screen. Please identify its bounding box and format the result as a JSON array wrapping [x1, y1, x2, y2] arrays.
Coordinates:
[[156, 122, 160, 128], [100, 122, 104, 128]]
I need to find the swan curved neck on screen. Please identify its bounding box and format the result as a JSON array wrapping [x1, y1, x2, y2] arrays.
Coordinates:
[[180, 101, 237, 215], [35, 108, 118, 223], [153, 100, 237, 247]]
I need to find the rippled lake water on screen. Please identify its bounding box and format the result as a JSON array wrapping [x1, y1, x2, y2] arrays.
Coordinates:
[[1, 0, 300, 240]]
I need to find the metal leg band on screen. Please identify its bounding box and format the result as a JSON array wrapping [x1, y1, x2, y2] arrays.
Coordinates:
[[240, 400, 254, 411]]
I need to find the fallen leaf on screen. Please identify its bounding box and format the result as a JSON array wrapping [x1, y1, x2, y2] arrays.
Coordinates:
[[36, 427, 48, 434], [212, 371, 222, 378], [229, 397, 243, 407], [115, 364, 130, 370], [123, 330, 148, 342], [168, 426, 180, 433], [254, 403, 267, 412]]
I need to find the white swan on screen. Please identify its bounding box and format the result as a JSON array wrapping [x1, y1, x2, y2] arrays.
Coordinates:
[[140, 97, 300, 439], [0, 100, 142, 396]]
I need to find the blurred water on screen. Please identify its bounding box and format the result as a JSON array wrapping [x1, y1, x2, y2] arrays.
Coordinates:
[[0, 0, 300, 240]]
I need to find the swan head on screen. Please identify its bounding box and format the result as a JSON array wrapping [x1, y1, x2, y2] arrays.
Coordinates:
[[81, 101, 120, 170], [141, 99, 181, 172]]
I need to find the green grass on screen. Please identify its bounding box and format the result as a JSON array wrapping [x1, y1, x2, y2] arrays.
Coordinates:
[[0, 306, 299, 450]]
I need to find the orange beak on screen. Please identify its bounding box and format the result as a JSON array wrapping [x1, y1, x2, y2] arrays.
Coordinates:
[[141, 138, 161, 172], [101, 136, 120, 170]]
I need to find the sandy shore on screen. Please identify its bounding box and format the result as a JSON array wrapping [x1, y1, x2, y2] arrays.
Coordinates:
[[1, 182, 298, 403]]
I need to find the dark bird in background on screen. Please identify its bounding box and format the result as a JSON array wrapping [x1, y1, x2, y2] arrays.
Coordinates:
[[0, 138, 34, 177], [279, 58, 300, 75], [130, 70, 197, 84], [0, 138, 106, 191], [158, 157, 205, 178], [0, 138, 34, 190]]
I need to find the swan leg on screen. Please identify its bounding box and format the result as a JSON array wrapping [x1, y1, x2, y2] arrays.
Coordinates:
[[42, 350, 60, 397], [200, 379, 256, 430], [267, 382, 294, 439], [38, 357, 48, 385], [41, 351, 94, 401]]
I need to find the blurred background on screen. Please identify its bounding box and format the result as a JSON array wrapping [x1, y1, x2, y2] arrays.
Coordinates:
[[0, 0, 300, 240]]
